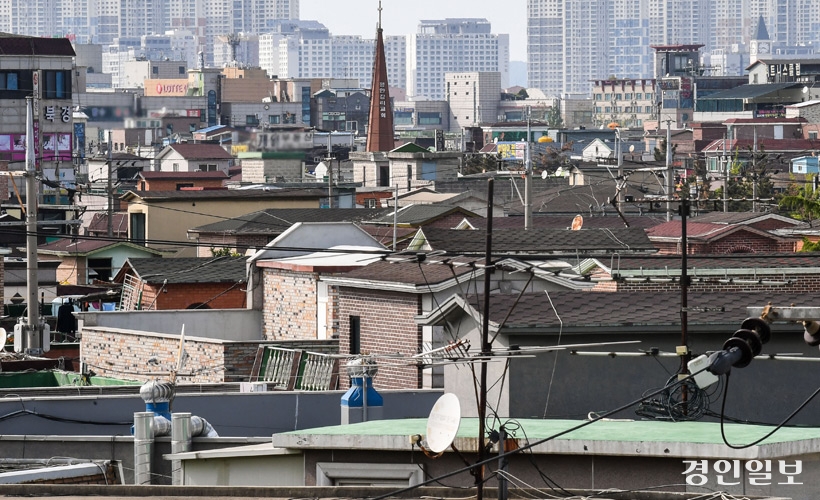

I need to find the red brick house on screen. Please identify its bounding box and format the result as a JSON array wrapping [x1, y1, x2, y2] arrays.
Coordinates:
[[646, 220, 799, 254], [113, 256, 247, 310]]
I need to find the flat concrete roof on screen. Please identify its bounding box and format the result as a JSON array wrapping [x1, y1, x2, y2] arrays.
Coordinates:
[[271, 418, 820, 460]]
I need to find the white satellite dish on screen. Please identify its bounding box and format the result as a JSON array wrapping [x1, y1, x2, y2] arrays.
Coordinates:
[[541, 170, 548, 180], [629, 145, 635, 153], [426, 393, 461, 453], [0, 328, 6, 345]]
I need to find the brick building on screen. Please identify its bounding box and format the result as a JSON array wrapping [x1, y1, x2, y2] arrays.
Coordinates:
[[646, 220, 799, 254], [323, 257, 592, 390], [114, 256, 247, 311]]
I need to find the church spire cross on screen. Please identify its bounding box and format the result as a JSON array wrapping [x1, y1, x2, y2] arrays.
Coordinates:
[[378, 0, 382, 30]]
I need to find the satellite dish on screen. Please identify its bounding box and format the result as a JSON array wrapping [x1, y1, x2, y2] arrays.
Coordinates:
[[629, 145, 635, 153], [426, 393, 461, 453], [571, 214, 584, 230], [541, 170, 548, 180], [0, 328, 6, 345], [803, 86, 809, 94]]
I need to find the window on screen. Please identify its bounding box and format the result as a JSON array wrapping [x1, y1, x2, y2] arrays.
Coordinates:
[[172, 162, 179, 171], [246, 115, 259, 125], [316, 463, 423, 487], [198, 164, 218, 172], [42, 70, 71, 99], [349, 316, 361, 354], [179, 66, 185, 74], [269, 115, 280, 124], [152, 66, 158, 75], [130, 212, 146, 245], [0, 70, 32, 98], [176, 183, 194, 190], [364, 198, 377, 208], [418, 112, 441, 125], [810, 131, 818, 140]]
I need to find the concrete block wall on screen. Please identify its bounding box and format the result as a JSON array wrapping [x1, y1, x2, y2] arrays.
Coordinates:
[[81, 327, 228, 383], [262, 268, 319, 340], [241, 158, 303, 183], [337, 287, 421, 390]]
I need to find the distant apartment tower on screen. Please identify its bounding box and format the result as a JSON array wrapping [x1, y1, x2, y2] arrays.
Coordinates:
[[445, 72, 501, 131], [260, 21, 406, 89], [408, 18, 509, 100], [526, 1, 607, 96]]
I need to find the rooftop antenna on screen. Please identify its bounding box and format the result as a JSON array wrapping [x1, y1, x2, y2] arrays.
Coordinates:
[[378, 0, 382, 30]]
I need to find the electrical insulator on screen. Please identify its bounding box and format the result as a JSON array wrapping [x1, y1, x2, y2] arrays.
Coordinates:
[[803, 320, 820, 347], [707, 317, 771, 375]]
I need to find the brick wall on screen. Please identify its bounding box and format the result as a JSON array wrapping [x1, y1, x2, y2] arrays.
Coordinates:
[[82, 328, 228, 383], [55, 256, 86, 285], [653, 231, 797, 254], [147, 283, 246, 310], [262, 268, 320, 340], [82, 328, 337, 383], [337, 287, 421, 390], [609, 274, 820, 294]]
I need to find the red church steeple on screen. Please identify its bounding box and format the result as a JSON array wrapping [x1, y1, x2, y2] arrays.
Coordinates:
[[365, 1, 395, 152]]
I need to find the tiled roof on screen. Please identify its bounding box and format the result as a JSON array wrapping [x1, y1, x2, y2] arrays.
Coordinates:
[[38, 238, 163, 256], [419, 227, 655, 254], [646, 220, 793, 241], [39, 238, 115, 254], [473, 291, 820, 331], [596, 252, 820, 272], [689, 211, 801, 226], [469, 214, 666, 230], [138, 171, 230, 180], [508, 180, 672, 216], [121, 188, 326, 201], [166, 143, 234, 160], [87, 213, 128, 234], [124, 256, 247, 284], [0, 36, 74, 56], [368, 205, 479, 225], [190, 208, 394, 234], [329, 256, 483, 287]]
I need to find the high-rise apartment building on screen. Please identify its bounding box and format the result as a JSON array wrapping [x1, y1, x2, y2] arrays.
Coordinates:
[[527, 0, 819, 95], [260, 21, 406, 89], [526, 0, 607, 96], [408, 18, 509, 100]]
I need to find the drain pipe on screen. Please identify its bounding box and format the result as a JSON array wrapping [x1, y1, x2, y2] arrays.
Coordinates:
[[171, 413, 191, 485], [133, 412, 155, 485]]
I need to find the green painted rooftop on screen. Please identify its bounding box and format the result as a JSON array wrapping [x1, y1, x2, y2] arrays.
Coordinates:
[[273, 418, 820, 460]]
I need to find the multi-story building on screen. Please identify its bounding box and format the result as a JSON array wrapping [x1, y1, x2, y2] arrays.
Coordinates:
[[445, 72, 501, 130], [408, 18, 509, 101], [591, 79, 656, 129], [261, 21, 406, 90]]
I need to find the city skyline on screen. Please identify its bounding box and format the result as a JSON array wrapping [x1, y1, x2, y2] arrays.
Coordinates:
[[300, 0, 528, 62]]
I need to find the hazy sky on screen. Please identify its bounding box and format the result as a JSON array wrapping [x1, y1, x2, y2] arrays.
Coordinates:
[[300, 0, 527, 62]]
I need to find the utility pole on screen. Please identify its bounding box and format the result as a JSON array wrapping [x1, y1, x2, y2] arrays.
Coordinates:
[[476, 178, 494, 500], [722, 131, 728, 212], [752, 127, 758, 213], [107, 130, 113, 238], [327, 133, 334, 209], [665, 120, 673, 222], [524, 106, 532, 230], [21, 97, 42, 354], [616, 127, 623, 204]]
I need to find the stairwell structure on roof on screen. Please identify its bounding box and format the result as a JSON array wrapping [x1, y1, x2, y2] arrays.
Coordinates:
[[365, 1, 394, 153]]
